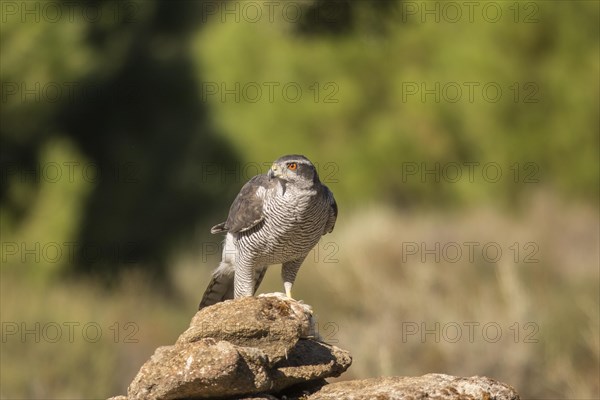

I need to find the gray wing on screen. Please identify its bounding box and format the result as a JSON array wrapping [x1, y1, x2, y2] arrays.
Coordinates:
[[324, 186, 337, 234], [211, 174, 271, 234]]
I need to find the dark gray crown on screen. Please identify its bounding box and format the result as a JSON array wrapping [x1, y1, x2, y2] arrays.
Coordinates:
[[274, 154, 312, 165]]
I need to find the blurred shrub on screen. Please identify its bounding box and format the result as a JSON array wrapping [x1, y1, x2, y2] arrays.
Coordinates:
[[193, 0, 598, 207], [1, 0, 239, 281], [1, 0, 598, 280]]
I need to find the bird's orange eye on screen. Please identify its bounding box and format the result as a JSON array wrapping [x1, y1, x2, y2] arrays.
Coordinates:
[[287, 163, 298, 171]]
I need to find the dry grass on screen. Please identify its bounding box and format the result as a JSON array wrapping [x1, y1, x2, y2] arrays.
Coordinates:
[[1, 194, 598, 399]]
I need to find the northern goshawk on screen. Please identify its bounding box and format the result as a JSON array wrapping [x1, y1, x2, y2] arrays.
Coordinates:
[[199, 154, 337, 309]]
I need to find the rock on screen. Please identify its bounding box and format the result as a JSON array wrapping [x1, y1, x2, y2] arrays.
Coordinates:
[[126, 295, 351, 400], [270, 339, 351, 391], [111, 295, 519, 400], [177, 295, 316, 364], [127, 339, 271, 400], [305, 374, 520, 400]]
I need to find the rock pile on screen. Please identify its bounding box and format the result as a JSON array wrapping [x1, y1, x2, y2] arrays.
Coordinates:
[[108, 294, 520, 400]]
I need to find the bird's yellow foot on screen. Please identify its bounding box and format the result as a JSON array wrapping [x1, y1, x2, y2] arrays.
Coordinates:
[[284, 282, 293, 299]]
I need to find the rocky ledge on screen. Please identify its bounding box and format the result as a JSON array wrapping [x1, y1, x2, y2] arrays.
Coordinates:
[[108, 294, 519, 400]]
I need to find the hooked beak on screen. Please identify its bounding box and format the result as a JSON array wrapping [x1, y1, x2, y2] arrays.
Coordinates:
[[268, 165, 277, 180]]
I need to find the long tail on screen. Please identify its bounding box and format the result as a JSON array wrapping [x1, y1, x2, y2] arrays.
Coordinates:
[[198, 269, 234, 310], [198, 265, 268, 310], [253, 266, 267, 294]]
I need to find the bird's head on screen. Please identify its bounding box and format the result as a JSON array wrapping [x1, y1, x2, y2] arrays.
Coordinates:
[[268, 154, 319, 187]]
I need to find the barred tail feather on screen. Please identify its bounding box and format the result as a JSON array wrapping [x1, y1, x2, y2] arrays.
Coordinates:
[[198, 267, 235, 310], [253, 266, 267, 295]]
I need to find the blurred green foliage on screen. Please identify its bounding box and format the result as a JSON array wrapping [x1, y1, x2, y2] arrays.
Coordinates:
[[194, 0, 598, 207], [1, 0, 239, 281], [1, 0, 598, 279]]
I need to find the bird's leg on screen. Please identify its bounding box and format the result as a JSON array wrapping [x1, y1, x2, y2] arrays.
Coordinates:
[[282, 258, 304, 299], [284, 282, 293, 299], [234, 257, 255, 298]]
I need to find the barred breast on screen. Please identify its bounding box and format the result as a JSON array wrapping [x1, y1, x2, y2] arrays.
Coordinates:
[[236, 182, 330, 264]]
